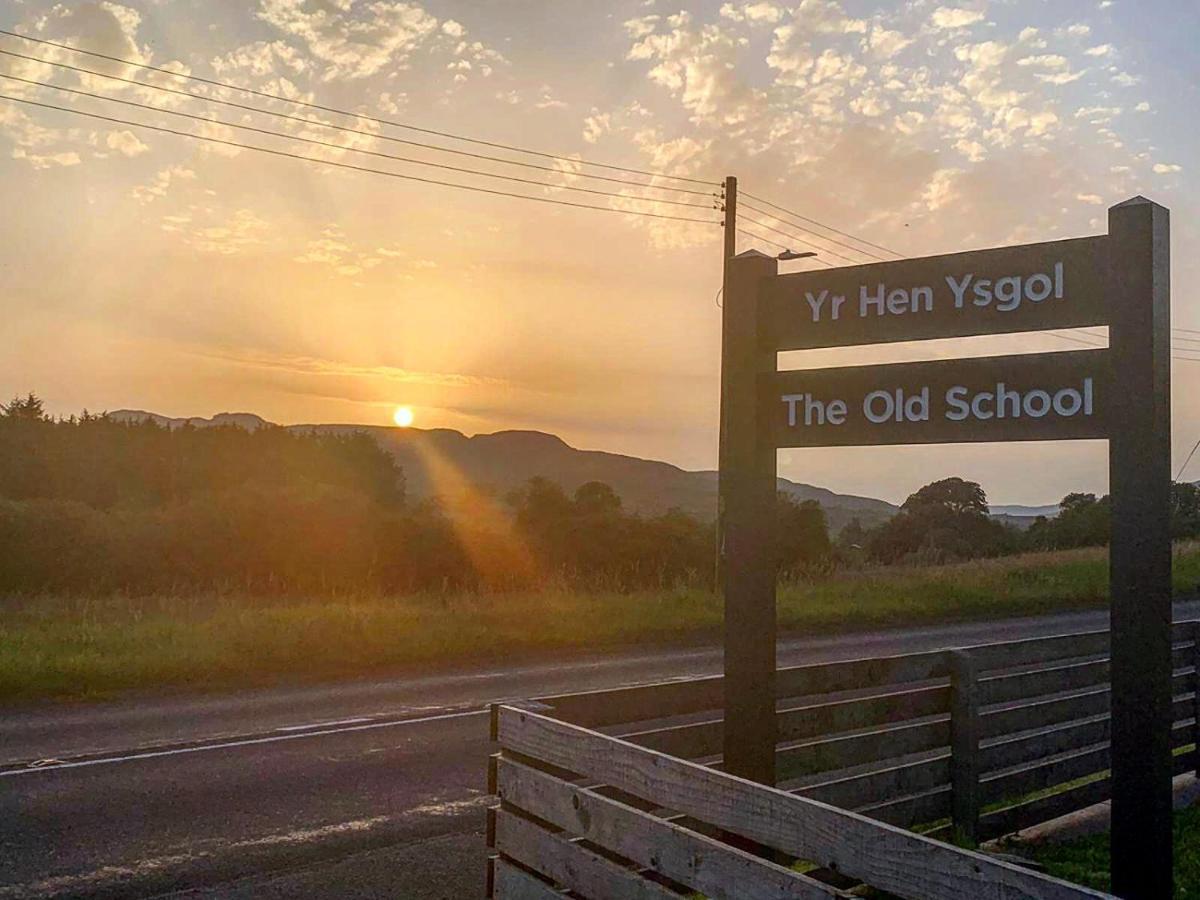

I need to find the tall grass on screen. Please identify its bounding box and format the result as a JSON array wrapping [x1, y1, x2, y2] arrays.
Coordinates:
[[3, 543, 1198, 704]]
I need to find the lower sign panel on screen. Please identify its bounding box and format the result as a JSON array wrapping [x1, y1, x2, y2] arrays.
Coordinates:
[[766, 349, 1110, 448]]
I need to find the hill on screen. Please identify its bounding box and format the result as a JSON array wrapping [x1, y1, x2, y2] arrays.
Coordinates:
[[109, 410, 897, 531]]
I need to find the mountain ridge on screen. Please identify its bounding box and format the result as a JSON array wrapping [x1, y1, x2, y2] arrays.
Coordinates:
[[108, 409, 897, 530]]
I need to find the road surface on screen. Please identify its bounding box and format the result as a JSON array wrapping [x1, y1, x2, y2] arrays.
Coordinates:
[[3, 603, 1196, 898]]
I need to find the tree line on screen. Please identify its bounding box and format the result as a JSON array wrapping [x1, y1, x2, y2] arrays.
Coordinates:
[[0, 395, 829, 595], [8, 394, 1191, 596]]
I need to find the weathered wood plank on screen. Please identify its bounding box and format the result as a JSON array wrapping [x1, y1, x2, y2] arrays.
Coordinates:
[[497, 757, 850, 899], [856, 786, 952, 829], [493, 859, 568, 899], [494, 808, 681, 899], [540, 678, 724, 728], [979, 659, 1110, 706], [978, 777, 1113, 843], [775, 651, 946, 698], [972, 631, 1110, 672], [778, 684, 949, 741], [949, 650, 982, 844], [794, 754, 950, 811], [982, 699, 1193, 773], [618, 718, 724, 760], [981, 715, 1111, 773], [982, 687, 1111, 739], [498, 706, 1111, 900], [981, 744, 1111, 806], [776, 717, 950, 780]]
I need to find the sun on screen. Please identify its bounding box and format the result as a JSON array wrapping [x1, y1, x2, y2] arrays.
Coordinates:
[[392, 406, 415, 427]]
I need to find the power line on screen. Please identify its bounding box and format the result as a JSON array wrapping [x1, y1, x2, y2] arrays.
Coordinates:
[[741, 199, 887, 263], [0, 94, 721, 226], [0, 73, 718, 211], [1176, 435, 1200, 480], [740, 215, 859, 264], [741, 189, 903, 258], [0, 48, 717, 200], [0, 28, 719, 188]]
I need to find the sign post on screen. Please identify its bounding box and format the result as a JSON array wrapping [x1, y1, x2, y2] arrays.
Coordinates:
[[1108, 198, 1172, 900], [717, 194, 1172, 896], [719, 248, 779, 785]]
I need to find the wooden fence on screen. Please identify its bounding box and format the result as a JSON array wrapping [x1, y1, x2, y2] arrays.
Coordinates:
[[485, 621, 1199, 897]]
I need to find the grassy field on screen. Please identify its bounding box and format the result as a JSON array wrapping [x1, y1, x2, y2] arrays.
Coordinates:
[[1027, 804, 1200, 897], [3, 543, 1200, 704]]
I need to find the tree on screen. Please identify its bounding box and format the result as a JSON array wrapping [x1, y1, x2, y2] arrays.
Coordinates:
[[1, 393, 47, 421], [775, 492, 832, 577], [866, 477, 1013, 564], [902, 477, 988, 517]]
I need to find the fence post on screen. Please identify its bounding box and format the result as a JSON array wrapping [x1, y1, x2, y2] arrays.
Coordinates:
[[1194, 621, 1200, 778], [949, 649, 981, 846]]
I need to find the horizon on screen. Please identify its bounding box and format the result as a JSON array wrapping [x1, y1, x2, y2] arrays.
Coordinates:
[[2, 0, 1196, 507], [82, 399, 1095, 507]]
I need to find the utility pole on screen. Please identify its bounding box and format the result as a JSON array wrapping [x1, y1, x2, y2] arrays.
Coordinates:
[[717, 175, 780, 785], [716, 176, 737, 590]]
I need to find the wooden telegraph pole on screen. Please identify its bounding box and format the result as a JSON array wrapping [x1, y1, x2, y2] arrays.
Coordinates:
[[1108, 197, 1172, 900], [718, 175, 779, 785]]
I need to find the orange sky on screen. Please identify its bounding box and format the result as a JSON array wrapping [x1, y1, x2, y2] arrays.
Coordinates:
[[1, 0, 1195, 504]]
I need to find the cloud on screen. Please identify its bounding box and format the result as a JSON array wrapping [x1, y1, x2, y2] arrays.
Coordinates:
[[930, 8, 986, 30], [1153, 163, 1182, 174], [256, 0, 441, 80], [131, 164, 195, 203], [719, 3, 783, 24], [105, 129, 149, 157]]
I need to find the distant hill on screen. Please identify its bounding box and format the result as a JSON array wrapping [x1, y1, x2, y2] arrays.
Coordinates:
[[109, 409, 271, 431], [107, 409, 897, 531], [989, 504, 1061, 519]]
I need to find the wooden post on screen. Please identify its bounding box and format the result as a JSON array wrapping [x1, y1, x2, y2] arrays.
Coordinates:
[[718, 246, 778, 785], [716, 175, 737, 592], [949, 650, 981, 846], [1194, 621, 1200, 778], [1108, 196, 1172, 900]]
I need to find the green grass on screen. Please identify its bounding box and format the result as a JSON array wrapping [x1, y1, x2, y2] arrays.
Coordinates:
[[3, 543, 1199, 704], [1027, 804, 1200, 898]]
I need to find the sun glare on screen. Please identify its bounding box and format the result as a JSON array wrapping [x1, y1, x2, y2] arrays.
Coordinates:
[[393, 406, 415, 427]]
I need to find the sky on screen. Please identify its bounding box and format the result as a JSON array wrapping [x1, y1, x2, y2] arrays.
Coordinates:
[[0, 0, 1195, 506]]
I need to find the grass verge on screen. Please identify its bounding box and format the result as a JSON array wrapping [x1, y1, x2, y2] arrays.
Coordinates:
[[1028, 804, 1200, 897], [3, 543, 1199, 704]]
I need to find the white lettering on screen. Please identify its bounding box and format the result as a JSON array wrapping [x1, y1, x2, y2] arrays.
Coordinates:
[[995, 276, 1022, 311], [1024, 389, 1052, 417], [947, 273, 972, 309], [782, 394, 804, 427], [864, 390, 894, 423], [1025, 273, 1053, 303], [805, 290, 828, 323], [861, 283, 886, 317], [827, 399, 848, 425], [945, 386, 969, 421]]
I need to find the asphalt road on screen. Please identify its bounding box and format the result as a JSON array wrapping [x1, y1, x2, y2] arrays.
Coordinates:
[[3, 602, 1197, 899]]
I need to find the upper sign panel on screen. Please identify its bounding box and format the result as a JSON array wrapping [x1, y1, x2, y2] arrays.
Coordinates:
[[763, 235, 1109, 351]]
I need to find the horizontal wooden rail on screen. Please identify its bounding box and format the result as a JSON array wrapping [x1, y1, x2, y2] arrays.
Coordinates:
[[794, 753, 950, 811], [496, 756, 849, 899], [496, 619, 1200, 870], [777, 684, 949, 742], [496, 705, 1110, 900], [776, 717, 950, 781]]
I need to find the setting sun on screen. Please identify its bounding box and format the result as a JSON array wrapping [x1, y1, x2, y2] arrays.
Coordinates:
[[393, 406, 415, 428]]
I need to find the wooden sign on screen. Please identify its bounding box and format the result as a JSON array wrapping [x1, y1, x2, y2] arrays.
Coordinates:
[[717, 186, 1171, 900], [766, 349, 1109, 448], [764, 236, 1109, 351]]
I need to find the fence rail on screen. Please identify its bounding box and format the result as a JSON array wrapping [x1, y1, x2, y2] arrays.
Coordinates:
[[486, 620, 1199, 895]]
